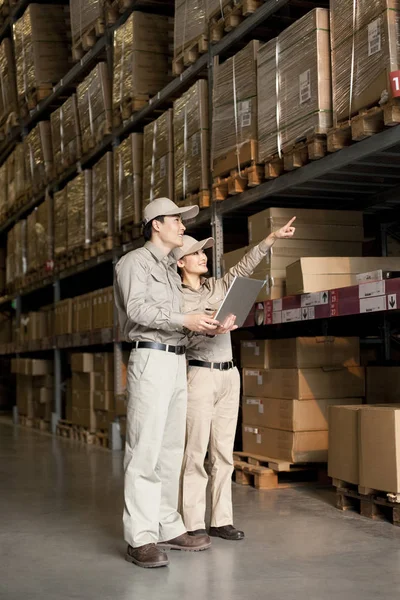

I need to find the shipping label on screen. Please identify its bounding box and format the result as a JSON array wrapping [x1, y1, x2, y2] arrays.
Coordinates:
[[299, 69, 312, 104], [368, 19, 381, 56]]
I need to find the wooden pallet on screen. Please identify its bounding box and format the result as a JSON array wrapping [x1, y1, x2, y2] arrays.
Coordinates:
[[173, 34, 208, 76], [233, 452, 329, 490], [213, 163, 264, 200], [24, 265, 52, 287], [327, 100, 400, 153], [115, 221, 142, 245], [334, 478, 400, 527], [260, 134, 327, 180], [93, 429, 109, 448], [112, 94, 150, 126], [176, 189, 211, 209], [56, 420, 108, 447], [19, 84, 54, 117], [55, 246, 89, 273], [90, 235, 113, 258], [82, 120, 113, 156], [72, 19, 106, 62], [19, 415, 34, 428], [210, 0, 262, 42]]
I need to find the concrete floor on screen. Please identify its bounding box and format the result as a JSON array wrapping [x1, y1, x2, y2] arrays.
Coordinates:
[[2, 421, 400, 600]]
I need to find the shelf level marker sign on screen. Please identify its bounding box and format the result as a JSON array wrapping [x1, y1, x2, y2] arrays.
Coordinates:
[[388, 294, 397, 310], [390, 71, 400, 97]]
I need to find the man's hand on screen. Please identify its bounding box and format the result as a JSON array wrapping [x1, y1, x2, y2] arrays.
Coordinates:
[[183, 313, 220, 333], [274, 216, 296, 239], [215, 314, 238, 334]]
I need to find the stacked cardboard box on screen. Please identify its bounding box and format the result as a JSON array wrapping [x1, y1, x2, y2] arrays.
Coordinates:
[[257, 8, 332, 162], [6, 143, 28, 215], [92, 287, 114, 329], [6, 219, 26, 288], [71, 352, 96, 431], [51, 94, 81, 175], [13, 4, 70, 112], [329, 404, 400, 494], [92, 152, 113, 241], [54, 186, 68, 258], [70, 0, 106, 49], [222, 207, 364, 301], [286, 256, 400, 295], [241, 337, 364, 462], [73, 293, 93, 333], [114, 134, 143, 233], [93, 352, 117, 430], [212, 41, 259, 177], [0, 246, 6, 294], [18, 311, 47, 343], [12, 358, 53, 421], [24, 121, 53, 193], [55, 298, 73, 336], [331, 0, 400, 123], [26, 199, 53, 274], [173, 80, 209, 204], [113, 12, 172, 124], [0, 38, 18, 129], [0, 162, 7, 224], [66, 171, 92, 251], [143, 110, 174, 210], [174, 0, 207, 70], [77, 63, 112, 155]]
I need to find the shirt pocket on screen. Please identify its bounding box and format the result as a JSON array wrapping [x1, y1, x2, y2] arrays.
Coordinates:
[[149, 270, 167, 303]]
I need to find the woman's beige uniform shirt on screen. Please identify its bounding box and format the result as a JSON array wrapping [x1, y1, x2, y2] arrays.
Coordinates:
[[183, 241, 270, 361]]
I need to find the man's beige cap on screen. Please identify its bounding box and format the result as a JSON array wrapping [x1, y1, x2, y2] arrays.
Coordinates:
[[174, 235, 214, 260], [143, 197, 199, 225]]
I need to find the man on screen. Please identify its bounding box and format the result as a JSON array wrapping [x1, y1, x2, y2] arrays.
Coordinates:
[[115, 197, 231, 569]]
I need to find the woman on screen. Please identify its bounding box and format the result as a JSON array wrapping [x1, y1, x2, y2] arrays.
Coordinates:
[[176, 217, 296, 541]]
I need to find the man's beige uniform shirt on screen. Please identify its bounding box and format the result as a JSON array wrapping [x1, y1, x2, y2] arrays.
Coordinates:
[[115, 241, 187, 344], [183, 241, 270, 361]]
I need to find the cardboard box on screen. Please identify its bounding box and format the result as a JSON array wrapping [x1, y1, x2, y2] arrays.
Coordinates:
[[93, 390, 112, 411], [242, 367, 365, 400], [93, 371, 114, 392], [286, 257, 400, 295], [366, 367, 400, 404], [359, 406, 400, 493], [240, 337, 360, 369], [242, 424, 328, 462], [95, 409, 112, 431], [71, 406, 96, 430], [29, 359, 53, 376], [16, 374, 34, 417], [243, 397, 363, 431], [55, 299, 73, 336], [32, 375, 54, 389], [71, 389, 94, 410], [71, 353, 94, 373], [39, 388, 53, 405], [248, 207, 364, 245], [93, 353, 114, 372], [72, 372, 95, 392], [75, 293, 93, 333]]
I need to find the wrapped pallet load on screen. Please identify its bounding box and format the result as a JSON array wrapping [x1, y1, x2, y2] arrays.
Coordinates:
[[331, 0, 400, 124], [173, 79, 209, 208], [51, 95, 81, 175], [0, 162, 7, 223], [54, 187, 68, 259], [173, 0, 207, 74], [6, 143, 28, 214], [70, 0, 110, 60], [92, 152, 114, 245], [257, 8, 332, 171], [26, 196, 52, 274], [212, 41, 259, 178], [113, 12, 173, 125], [114, 134, 143, 235], [0, 38, 18, 130], [13, 4, 70, 115], [77, 63, 112, 155], [67, 171, 92, 252], [143, 110, 174, 212], [24, 122, 53, 194], [6, 220, 27, 289]]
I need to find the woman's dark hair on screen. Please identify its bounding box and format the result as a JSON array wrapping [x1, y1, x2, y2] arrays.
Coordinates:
[[143, 215, 165, 241]]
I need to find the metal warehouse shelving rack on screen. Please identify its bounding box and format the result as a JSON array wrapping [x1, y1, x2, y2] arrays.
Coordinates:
[[2, 0, 400, 448]]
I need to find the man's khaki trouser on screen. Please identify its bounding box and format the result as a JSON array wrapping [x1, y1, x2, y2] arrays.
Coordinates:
[[181, 366, 241, 531], [123, 348, 187, 548]]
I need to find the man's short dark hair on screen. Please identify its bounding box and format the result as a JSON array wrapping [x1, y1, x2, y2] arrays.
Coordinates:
[[143, 215, 165, 242]]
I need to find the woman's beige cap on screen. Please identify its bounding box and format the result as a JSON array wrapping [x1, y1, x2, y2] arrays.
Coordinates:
[[174, 235, 214, 260], [143, 197, 199, 225]]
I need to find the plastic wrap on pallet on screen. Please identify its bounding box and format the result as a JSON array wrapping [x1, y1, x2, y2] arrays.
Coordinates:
[[113, 12, 172, 116], [51, 94, 81, 172], [6, 226, 14, 286], [26, 208, 38, 272], [174, 0, 207, 57], [7, 143, 28, 212], [67, 170, 92, 251], [257, 8, 332, 162], [143, 109, 174, 210], [114, 133, 143, 231], [212, 41, 259, 176], [13, 4, 70, 103], [54, 187, 68, 257], [92, 152, 113, 240], [0, 38, 18, 125], [173, 79, 209, 200], [77, 62, 112, 154], [36, 195, 52, 269], [0, 162, 7, 223], [15, 219, 27, 281], [70, 0, 105, 42], [331, 2, 400, 122], [25, 121, 54, 191]]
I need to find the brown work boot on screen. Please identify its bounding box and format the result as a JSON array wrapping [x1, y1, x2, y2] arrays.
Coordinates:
[[158, 532, 211, 552], [125, 543, 169, 568]]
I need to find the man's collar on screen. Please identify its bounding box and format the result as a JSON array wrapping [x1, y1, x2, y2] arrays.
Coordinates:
[[144, 241, 169, 262]]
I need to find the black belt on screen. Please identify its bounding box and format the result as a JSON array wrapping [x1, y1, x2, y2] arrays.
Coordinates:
[[188, 359, 234, 370], [132, 341, 186, 355]]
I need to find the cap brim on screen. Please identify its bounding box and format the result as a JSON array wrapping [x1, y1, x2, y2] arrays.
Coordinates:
[[165, 204, 199, 221], [175, 237, 214, 260]]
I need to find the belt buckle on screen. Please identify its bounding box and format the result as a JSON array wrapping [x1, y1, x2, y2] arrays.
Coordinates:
[[219, 362, 223, 371], [165, 344, 170, 353]]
